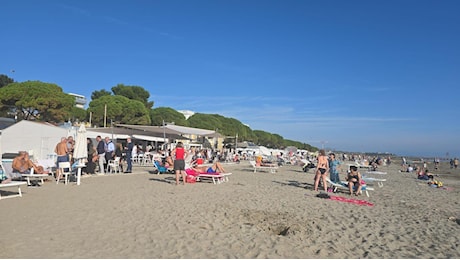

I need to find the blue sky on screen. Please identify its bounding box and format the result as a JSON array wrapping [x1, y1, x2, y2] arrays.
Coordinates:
[[2, 0, 459, 157]]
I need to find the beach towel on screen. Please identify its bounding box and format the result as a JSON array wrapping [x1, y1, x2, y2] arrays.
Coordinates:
[[329, 195, 374, 206], [185, 168, 200, 177]]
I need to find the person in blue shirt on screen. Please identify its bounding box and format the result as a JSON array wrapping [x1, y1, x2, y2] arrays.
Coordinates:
[[328, 153, 342, 183]]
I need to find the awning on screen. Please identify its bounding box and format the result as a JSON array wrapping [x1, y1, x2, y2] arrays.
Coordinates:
[[88, 126, 186, 140], [132, 134, 167, 142]]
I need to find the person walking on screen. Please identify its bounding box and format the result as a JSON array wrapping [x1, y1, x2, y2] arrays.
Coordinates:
[[124, 137, 134, 173]]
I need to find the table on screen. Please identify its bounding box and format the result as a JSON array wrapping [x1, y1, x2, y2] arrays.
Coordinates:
[[74, 164, 86, 185]]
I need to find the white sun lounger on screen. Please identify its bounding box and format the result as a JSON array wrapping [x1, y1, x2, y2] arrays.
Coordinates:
[[249, 161, 278, 173], [364, 171, 388, 175], [196, 173, 232, 184], [362, 176, 386, 188], [326, 178, 374, 197], [0, 181, 28, 200]]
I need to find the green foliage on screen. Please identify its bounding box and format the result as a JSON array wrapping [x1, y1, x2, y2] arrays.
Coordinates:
[[150, 107, 188, 126], [187, 113, 251, 138], [112, 84, 154, 109], [91, 89, 112, 100], [87, 95, 151, 126], [69, 107, 87, 122], [186, 112, 316, 150], [253, 130, 283, 148], [0, 74, 14, 88], [283, 139, 318, 151], [0, 81, 74, 122]]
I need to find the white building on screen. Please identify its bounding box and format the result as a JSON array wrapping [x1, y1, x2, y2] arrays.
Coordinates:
[[0, 120, 68, 160], [68, 93, 87, 109]]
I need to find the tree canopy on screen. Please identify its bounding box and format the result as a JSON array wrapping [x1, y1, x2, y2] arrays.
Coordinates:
[[0, 81, 74, 122], [112, 84, 154, 109], [91, 89, 111, 100], [0, 74, 14, 88], [2, 80, 317, 151], [150, 107, 188, 126], [87, 95, 151, 126]]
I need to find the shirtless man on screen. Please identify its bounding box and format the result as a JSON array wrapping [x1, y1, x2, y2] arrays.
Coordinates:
[[12, 151, 29, 177], [55, 137, 69, 179]]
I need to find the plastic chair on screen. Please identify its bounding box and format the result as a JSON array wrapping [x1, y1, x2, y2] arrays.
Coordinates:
[[56, 162, 72, 185], [107, 157, 121, 173]]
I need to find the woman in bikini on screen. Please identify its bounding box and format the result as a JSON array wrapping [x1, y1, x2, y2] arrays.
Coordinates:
[[314, 149, 329, 192], [347, 165, 362, 196]]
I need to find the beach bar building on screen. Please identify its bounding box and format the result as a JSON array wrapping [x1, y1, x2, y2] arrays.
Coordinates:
[[0, 120, 68, 160]]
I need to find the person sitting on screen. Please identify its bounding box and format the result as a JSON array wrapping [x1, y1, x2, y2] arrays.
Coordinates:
[[24, 152, 47, 175], [417, 167, 434, 180], [12, 151, 30, 178], [192, 162, 226, 174], [347, 166, 362, 196], [12, 151, 45, 186]]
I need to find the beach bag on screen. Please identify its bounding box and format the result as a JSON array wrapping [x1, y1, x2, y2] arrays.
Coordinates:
[[186, 174, 196, 183], [316, 193, 330, 199]]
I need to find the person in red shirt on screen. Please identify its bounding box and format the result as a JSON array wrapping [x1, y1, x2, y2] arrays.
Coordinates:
[[172, 142, 188, 185]]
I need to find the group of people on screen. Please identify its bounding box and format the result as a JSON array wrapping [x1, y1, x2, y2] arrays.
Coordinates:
[[174, 143, 228, 185], [86, 136, 134, 174], [0, 151, 47, 186], [313, 149, 363, 196]]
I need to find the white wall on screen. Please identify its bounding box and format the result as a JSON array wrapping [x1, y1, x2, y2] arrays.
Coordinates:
[[1, 121, 68, 160]]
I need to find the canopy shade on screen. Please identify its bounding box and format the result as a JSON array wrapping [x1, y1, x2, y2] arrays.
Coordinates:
[[88, 125, 187, 140]]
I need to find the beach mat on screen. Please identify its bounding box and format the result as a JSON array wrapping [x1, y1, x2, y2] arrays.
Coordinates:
[[329, 195, 374, 206], [314, 192, 374, 206]]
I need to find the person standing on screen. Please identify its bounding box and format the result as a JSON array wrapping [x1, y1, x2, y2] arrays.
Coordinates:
[[96, 136, 105, 174], [67, 136, 75, 164], [55, 137, 69, 179], [124, 137, 134, 173], [328, 153, 342, 183], [104, 137, 115, 172], [314, 149, 329, 192], [172, 142, 188, 185], [85, 138, 97, 174]]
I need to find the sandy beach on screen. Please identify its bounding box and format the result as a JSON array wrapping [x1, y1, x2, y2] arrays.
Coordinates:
[[1, 160, 459, 258]]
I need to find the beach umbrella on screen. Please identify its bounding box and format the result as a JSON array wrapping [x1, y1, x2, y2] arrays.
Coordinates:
[[73, 124, 88, 162], [73, 124, 87, 185], [258, 146, 272, 156], [285, 146, 298, 154]]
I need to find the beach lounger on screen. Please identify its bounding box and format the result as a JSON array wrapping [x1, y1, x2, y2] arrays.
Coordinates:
[[196, 173, 226, 184], [153, 161, 173, 175], [0, 181, 28, 200], [364, 171, 387, 175], [347, 163, 373, 171], [20, 167, 51, 186], [362, 176, 386, 188], [326, 178, 374, 197], [249, 160, 278, 173], [185, 168, 232, 184]]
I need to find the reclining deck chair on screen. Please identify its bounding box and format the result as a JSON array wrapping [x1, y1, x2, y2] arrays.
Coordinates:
[[153, 161, 173, 175], [249, 160, 278, 173], [326, 178, 374, 197]]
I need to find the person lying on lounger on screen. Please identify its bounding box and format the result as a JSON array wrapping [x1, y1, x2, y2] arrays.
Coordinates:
[[347, 165, 362, 196], [192, 162, 226, 174]]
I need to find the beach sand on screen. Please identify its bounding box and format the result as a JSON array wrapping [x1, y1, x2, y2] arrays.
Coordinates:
[[0, 160, 459, 258]]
